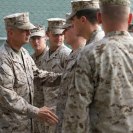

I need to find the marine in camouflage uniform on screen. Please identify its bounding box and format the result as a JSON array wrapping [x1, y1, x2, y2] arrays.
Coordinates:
[[0, 12, 59, 133], [42, 18, 71, 133], [55, 14, 86, 133], [67, 0, 104, 43], [30, 25, 49, 108], [62, 0, 133, 133], [30, 25, 49, 133], [56, 48, 85, 133], [56, 2, 105, 130]]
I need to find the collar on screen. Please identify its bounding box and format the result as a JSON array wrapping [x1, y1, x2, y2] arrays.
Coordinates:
[[105, 31, 131, 37]]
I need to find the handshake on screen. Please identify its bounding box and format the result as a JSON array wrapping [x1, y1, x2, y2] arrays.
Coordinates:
[[37, 106, 58, 125]]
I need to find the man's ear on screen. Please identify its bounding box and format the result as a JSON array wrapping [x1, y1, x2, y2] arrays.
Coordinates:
[[97, 12, 102, 24], [128, 13, 132, 24], [81, 16, 87, 23], [7, 27, 14, 36]]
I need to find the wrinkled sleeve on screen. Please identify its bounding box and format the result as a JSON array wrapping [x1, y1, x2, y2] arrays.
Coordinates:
[[0, 59, 39, 118], [62, 52, 94, 133], [31, 57, 62, 86]]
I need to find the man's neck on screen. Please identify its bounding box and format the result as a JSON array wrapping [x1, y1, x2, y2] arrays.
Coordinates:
[[7, 40, 22, 51], [35, 48, 45, 57], [104, 21, 128, 34], [49, 45, 61, 52], [71, 39, 86, 51], [86, 24, 99, 41]]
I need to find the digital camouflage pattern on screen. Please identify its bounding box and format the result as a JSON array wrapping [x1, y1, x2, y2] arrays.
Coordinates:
[[69, 0, 99, 20], [55, 47, 84, 133], [32, 46, 49, 70], [62, 31, 133, 133], [32, 46, 49, 133], [72, 0, 99, 12], [47, 18, 66, 34], [42, 44, 71, 133], [61, 13, 72, 29], [47, 18, 66, 29], [4, 12, 35, 30], [0, 42, 61, 133], [30, 25, 45, 37], [86, 26, 105, 44]]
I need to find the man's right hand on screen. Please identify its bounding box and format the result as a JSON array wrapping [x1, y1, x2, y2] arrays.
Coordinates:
[[37, 106, 58, 125]]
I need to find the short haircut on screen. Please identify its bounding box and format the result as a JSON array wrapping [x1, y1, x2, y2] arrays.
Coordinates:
[[75, 8, 100, 24], [100, 5, 130, 22]]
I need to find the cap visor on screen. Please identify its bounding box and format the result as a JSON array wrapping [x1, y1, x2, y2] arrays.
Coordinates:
[[67, 12, 76, 20], [51, 29, 65, 34], [30, 32, 45, 37], [61, 23, 72, 29], [17, 22, 35, 30]]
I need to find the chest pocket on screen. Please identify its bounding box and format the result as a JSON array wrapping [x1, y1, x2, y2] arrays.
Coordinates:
[[23, 57, 34, 86], [13, 62, 27, 87]]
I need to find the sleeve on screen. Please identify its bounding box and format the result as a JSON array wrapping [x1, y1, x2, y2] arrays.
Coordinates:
[[62, 51, 94, 133], [60, 48, 71, 68], [0, 59, 39, 119], [30, 57, 62, 86]]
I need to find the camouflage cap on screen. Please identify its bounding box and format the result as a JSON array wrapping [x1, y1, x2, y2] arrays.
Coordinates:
[[69, 0, 99, 20], [4, 12, 35, 30], [99, 0, 130, 7], [47, 18, 66, 34], [30, 25, 45, 37], [62, 13, 72, 29]]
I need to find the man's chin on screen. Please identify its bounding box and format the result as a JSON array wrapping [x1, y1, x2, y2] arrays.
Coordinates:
[[21, 41, 29, 46], [76, 32, 81, 36], [25, 39, 29, 43], [25, 37, 30, 43]]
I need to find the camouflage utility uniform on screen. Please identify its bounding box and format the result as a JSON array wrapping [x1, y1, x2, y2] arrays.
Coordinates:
[[55, 47, 84, 133], [62, 31, 133, 133], [32, 46, 49, 108], [0, 43, 61, 133], [32, 46, 49, 133], [42, 44, 71, 133]]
